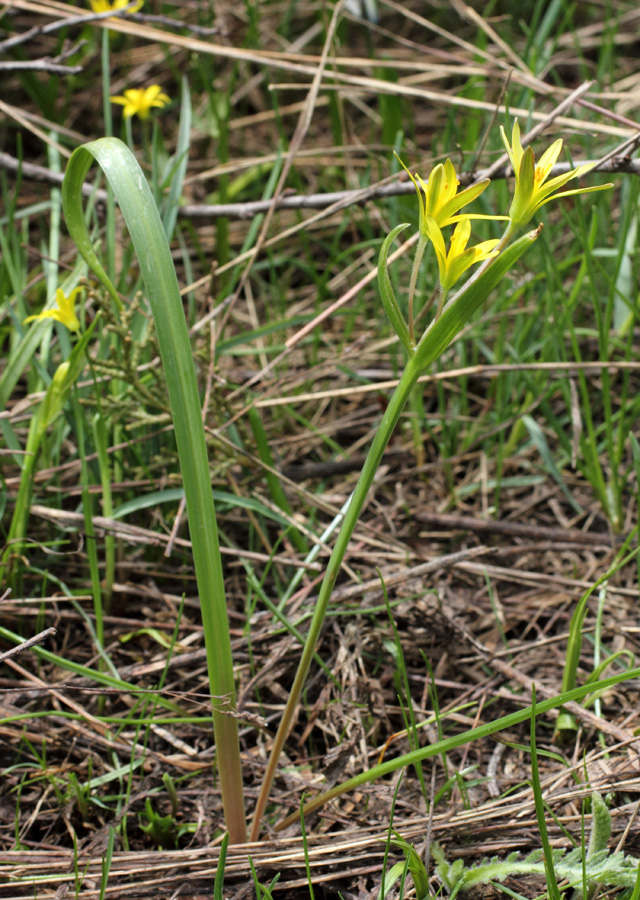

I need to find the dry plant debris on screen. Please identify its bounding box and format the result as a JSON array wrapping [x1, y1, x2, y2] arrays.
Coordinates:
[[2, 1, 640, 897]]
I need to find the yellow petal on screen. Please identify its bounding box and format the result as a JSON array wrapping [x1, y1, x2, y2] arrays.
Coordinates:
[[511, 120, 524, 171], [23, 287, 81, 333], [536, 138, 563, 181], [449, 218, 471, 258], [424, 215, 447, 260], [424, 164, 445, 216]]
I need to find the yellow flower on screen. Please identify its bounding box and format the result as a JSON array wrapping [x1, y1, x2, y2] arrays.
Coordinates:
[[110, 85, 170, 120], [425, 216, 500, 294], [89, 0, 143, 12], [24, 288, 81, 333], [397, 154, 504, 235], [500, 119, 613, 228]]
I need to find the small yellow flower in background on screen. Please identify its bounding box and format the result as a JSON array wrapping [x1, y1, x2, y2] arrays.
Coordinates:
[[500, 119, 613, 228], [110, 85, 170, 120], [425, 216, 500, 294], [24, 288, 81, 333], [397, 154, 503, 234], [88, 0, 143, 12]]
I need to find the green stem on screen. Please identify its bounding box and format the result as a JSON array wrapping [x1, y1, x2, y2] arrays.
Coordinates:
[[247, 405, 308, 555], [408, 381, 425, 467], [435, 287, 448, 321], [74, 392, 104, 651], [250, 221, 540, 840], [249, 356, 423, 841], [92, 412, 115, 613]]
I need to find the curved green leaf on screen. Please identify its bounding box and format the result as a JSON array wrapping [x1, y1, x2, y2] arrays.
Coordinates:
[[378, 222, 413, 353], [278, 662, 640, 829], [62, 137, 246, 843]]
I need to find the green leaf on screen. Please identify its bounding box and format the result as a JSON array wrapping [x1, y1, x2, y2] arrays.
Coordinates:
[[522, 413, 582, 514], [588, 793, 611, 858], [530, 684, 562, 900], [431, 825, 640, 895], [62, 137, 246, 843], [162, 76, 191, 241], [377, 861, 411, 900], [391, 835, 430, 899], [213, 833, 229, 900], [378, 222, 413, 353], [119, 628, 180, 649], [280, 663, 640, 829]]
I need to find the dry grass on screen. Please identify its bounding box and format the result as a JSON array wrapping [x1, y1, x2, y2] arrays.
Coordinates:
[[2, 1, 640, 897]]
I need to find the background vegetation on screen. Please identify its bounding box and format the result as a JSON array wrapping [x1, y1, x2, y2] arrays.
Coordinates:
[[2, 0, 640, 896]]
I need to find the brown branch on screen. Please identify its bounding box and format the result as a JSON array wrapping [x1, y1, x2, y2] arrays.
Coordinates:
[[0, 3, 139, 53], [0, 59, 83, 74], [0, 152, 636, 221], [0, 626, 56, 662], [414, 511, 625, 548]]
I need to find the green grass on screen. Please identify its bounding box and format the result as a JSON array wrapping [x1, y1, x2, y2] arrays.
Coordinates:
[[1, 0, 640, 893]]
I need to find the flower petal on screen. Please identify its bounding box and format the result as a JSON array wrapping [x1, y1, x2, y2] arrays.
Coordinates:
[[535, 182, 614, 212], [508, 146, 536, 223], [535, 138, 563, 179], [24, 287, 81, 332], [111, 85, 169, 120], [425, 164, 445, 215], [424, 214, 447, 259], [473, 239, 501, 259], [438, 178, 490, 226], [445, 247, 479, 290], [449, 219, 470, 258]]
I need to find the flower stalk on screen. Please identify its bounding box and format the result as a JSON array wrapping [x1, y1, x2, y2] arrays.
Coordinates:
[[249, 357, 424, 842], [0, 318, 98, 583], [252, 123, 609, 835], [250, 224, 542, 840]]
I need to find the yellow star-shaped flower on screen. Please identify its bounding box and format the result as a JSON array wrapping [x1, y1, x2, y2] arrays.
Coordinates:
[[397, 154, 506, 237], [110, 85, 170, 120], [89, 0, 143, 12], [500, 119, 612, 228], [24, 288, 81, 333], [425, 216, 500, 294]]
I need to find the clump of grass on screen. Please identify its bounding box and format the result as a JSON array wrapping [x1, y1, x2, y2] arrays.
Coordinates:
[[2, 2, 640, 887]]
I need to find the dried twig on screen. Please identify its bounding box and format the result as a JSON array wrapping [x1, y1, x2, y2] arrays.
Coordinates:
[[0, 3, 139, 53], [0, 626, 56, 662], [1, 151, 635, 220], [0, 58, 83, 74]]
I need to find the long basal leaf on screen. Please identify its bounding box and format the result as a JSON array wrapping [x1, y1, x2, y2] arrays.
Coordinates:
[[61, 137, 246, 843]]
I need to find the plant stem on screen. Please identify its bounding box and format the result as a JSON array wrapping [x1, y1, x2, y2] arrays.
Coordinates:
[[249, 356, 423, 841], [249, 219, 535, 841]]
